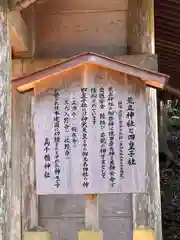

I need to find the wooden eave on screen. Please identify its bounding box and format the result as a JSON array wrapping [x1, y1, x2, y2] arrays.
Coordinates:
[[12, 52, 169, 93]]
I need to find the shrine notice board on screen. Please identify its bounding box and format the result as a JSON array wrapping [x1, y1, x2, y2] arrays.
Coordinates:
[[34, 85, 146, 194]]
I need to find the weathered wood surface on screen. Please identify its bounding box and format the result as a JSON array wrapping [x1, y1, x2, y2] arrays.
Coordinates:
[[19, 4, 36, 58], [11, 90, 38, 238], [11, 53, 159, 239], [11, 90, 21, 240], [35, 0, 128, 11], [85, 195, 99, 231], [8, 10, 29, 53], [34, 68, 146, 194], [127, 0, 162, 239], [36, 54, 145, 240], [32, 0, 128, 57], [127, 0, 155, 54], [19, 92, 38, 233], [132, 87, 161, 228], [0, 2, 11, 240]]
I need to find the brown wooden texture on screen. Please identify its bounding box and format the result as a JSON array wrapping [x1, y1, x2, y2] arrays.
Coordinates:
[[12, 90, 38, 238], [11, 90, 22, 240], [19, 92, 38, 233], [29, 0, 128, 57], [20, 4, 36, 58], [127, 0, 162, 239], [8, 10, 29, 53], [0, 2, 11, 240], [35, 0, 128, 11], [127, 0, 155, 54]]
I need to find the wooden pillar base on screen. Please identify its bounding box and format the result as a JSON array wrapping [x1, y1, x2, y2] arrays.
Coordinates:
[[133, 229, 155, 240], [85, 194, 99, 232], [24, 231, 52, 240], [78, 230, 103, 240]]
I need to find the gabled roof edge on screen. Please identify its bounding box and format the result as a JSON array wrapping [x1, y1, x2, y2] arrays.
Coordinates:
[[12, 52, 170, 92]]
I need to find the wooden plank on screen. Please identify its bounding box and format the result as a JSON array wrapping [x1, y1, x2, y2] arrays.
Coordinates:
[[11, 61, 38, 238], [35, 11, 126, 57], [127, 0, 162, 239], [20, 92, 38, 232], [20, 4, 36, 58], [39, 194, 131, 218], [11, 90, 22, 240], [34, 66, 146, 194], [0, 2, 11, 240], [12, 59, 23, 79], [35, 0, 128, 12], [85, 195, 99, 231], [132, 87, 160, 235], [8, 10, 29, 53], [39, 217, 132, 240]]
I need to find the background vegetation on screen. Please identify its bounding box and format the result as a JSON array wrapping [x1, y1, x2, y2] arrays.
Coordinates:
[[160, 100, 180, 240]]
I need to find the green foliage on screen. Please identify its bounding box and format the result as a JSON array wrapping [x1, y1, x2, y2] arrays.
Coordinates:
[[167, 100, 180, 129], [161, 100, 180, 240]]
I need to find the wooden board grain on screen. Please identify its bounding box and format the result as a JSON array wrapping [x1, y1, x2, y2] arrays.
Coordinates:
[[11, 90, 22, 240], [35, 0, 128, 12], [35, 11, 127, 57], [34, 66, 146, 194], [20, 92, 38, 231]]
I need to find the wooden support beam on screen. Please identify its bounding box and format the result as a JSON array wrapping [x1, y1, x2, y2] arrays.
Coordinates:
[[127, 0, 162, 240], [85, 194, 99, 231], [0, 2, 11, 240], [20, 92, 39, 233], [11, 90, 22, 240], [127, 0, 155, 54], [8, 10, 29, 54], [11, 66, 39, 240]]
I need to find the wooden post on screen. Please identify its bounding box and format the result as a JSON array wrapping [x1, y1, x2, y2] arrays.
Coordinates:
[[85, 194, 99, 231], [0, 1, 11, 240], [20, 92, 38, 232], [11, 90, 22, 240], [127, 1, 162, 240]]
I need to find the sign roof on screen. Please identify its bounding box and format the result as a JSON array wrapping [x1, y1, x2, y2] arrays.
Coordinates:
[[12, 52, 169, 93]]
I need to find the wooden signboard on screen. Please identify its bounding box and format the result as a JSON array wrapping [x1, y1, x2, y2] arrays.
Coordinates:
[[34, 75, 146, 194]]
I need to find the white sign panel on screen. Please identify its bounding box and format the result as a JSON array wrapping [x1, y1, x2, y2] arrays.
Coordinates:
[[34, 85, 146, 194]]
